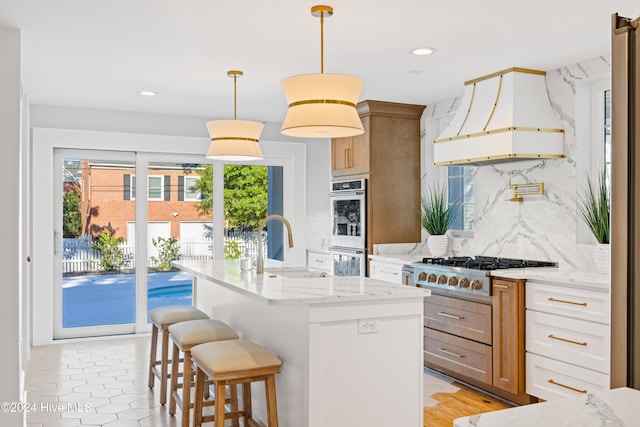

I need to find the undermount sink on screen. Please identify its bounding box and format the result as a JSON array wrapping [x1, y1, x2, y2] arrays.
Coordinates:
[[263, 267, 330, 279]]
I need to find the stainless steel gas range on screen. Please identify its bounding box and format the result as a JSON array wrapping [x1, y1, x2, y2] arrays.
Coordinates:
[[408, 256, 557, 300]]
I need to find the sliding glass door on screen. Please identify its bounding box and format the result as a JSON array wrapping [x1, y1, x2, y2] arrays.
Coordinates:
[[53, 150, 212, 339]]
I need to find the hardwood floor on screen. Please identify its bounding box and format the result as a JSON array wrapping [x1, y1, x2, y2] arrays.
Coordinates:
[[423, 369, 514, 427]]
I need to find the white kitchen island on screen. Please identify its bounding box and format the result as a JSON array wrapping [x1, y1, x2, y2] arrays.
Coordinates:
[[173, 259, 431, 427]]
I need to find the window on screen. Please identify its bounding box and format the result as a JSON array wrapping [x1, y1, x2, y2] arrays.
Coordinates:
[[448, 166, 474, 231], [184, 176, 201, 201], [126, 174, 166, 201]]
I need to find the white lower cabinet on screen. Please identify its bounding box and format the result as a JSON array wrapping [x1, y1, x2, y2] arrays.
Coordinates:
[[307, 250, 331, 273], [525, 280, 610, 400], [369, 260, 403, 284], [526, 353, 609, 400]]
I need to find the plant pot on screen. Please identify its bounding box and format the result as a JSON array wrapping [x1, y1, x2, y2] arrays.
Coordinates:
[[592, 243, 610, 275], [427, 234, 449, 258]]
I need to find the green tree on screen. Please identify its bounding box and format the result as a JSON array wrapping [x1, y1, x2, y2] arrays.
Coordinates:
[[63, 188, 82, 237], [193, 164, 268, 229]]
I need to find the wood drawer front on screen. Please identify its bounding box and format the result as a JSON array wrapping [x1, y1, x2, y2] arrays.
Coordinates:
[[526, 311, 609, 373], [525, 281, 609, 324], [369, 261, 403, 284], [526, 353, 609, 400], [307, 252, 331, 272], [424, 328, 492, 384], [424, 294, 492, 345]]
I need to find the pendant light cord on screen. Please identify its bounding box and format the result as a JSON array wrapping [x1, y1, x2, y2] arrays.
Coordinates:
[[233, 73, 237, 120], [320, 11, 324, 74]]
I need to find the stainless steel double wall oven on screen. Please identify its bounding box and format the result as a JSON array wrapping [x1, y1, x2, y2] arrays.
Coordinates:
[[328, 179, 367, 276]]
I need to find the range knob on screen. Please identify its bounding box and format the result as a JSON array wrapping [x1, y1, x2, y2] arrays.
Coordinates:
[[448, 277, 458, 287], [427, 273, 437, 283], [437, 275, 448, 284], [459, 278, 470, 288], [417, 272, 427, 282], [471, 280, 483, 291]]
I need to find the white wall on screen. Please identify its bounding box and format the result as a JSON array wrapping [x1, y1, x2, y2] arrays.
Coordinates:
[[0, 27, 26, 426], [423, 57, 611, 268], [305, 139, 332, 252]]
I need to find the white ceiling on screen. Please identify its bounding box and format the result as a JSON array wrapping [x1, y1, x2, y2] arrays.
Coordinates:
[[1, 1, 638, 125]]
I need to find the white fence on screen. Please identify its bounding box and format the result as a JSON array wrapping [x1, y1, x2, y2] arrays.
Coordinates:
[[62, 233, 266, 274]]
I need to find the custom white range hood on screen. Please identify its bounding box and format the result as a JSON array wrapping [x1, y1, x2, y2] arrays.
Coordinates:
[[433, 67, 564, 166]]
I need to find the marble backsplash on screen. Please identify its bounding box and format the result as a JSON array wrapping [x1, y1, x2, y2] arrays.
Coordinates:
[[424, 57, 611, 270]]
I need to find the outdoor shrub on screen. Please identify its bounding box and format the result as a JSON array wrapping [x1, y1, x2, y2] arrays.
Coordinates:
[[151, 237, 180, 270], [224, 239, 243, 259], [91, 232, 126, 271]]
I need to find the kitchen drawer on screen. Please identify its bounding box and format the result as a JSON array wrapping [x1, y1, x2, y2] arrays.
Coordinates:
[[526, 353, 609, 400], [307, 251, 331, 273], [526, 310, 609, 373], [525, 281, 609, 324], [424, 328, 492, 384], [369, 260, 403, 284], [424, 294, 492, 345]]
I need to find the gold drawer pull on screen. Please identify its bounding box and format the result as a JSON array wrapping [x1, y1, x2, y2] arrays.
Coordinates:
[[547, 297, 587, 307], [438, 348, 465, 358], [437, 311, 464, 320], [547, 379, 587, 394], [493, 284, 510, 289], [548, 334, 588, 346]]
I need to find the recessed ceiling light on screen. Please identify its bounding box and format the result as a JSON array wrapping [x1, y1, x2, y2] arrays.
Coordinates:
[[138, 90, 158, 96], [410, 47, 436, 56]]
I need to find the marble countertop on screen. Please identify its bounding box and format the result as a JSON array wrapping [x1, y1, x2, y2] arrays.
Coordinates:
[[173, 259, 430, 305], [490, 267, 610, 292], [454, 387, 639, 427]]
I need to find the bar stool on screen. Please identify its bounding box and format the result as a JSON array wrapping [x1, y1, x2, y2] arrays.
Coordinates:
[[148, 305, 209, 405], [191, 339, 282, 427], [168, 319, 239, 427]]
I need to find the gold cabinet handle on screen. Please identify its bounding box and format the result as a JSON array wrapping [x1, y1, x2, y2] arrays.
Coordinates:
[[493, 283, 510, 289], [437, 311, 464, 320], [438, 348, 465, 358], [547, 297, 587, 307], [547, 379, 587, 394], [548, 334, 587, 346]]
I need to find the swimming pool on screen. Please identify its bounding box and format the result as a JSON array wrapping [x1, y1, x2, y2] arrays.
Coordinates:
[[62, 272, 194, 328]]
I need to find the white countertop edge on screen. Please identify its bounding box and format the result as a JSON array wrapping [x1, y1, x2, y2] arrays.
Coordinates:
[[174, 260, 431, 305], [368, 254, 429, 265], [490, 268, 610, 291]]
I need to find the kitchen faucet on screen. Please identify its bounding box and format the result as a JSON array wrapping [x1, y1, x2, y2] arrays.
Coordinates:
[[256, 214, 294, 274]]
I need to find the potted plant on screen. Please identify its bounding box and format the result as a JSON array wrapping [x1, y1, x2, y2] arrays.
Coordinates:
[[577, 171, 610, 274], [420, 185, 455, 257]]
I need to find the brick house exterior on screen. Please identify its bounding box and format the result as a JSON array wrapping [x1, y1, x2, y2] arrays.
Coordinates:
[[75, 160, 208, 240]]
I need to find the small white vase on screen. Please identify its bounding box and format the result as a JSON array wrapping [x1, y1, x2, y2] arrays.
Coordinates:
[[592, 243, 610, 275], [427, 234, 449, 258]]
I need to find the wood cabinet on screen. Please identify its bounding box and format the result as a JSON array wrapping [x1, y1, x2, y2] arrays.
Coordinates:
[[423, 282, 534, 405], [492, 277, 526, 395], [332, 100, 426, 256]]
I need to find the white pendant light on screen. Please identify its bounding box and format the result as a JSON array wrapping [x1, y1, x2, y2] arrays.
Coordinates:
[[206, 70, 264, 161], [281, 5, 364, 138]]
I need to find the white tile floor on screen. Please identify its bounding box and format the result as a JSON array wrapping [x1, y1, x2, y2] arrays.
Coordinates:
[[26, 334, 454, 426], [26, 335, 182, 427]]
